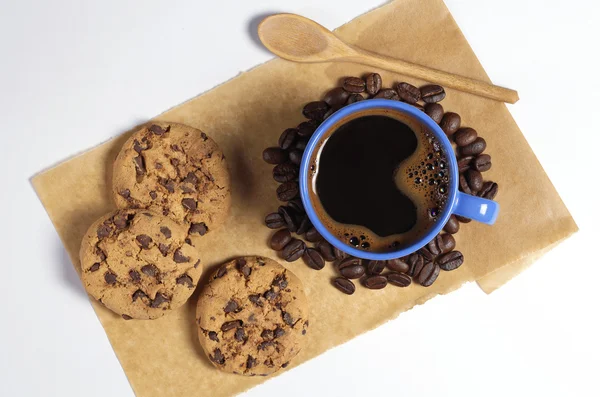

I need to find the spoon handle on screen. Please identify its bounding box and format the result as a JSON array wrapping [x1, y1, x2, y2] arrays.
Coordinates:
[[346, 49, 519, 104]]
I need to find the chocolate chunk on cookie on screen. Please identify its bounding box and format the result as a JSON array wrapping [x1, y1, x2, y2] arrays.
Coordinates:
[[112, 122, 231, 241], [196, 256, 309, 376], [79, 209, 202, 320]]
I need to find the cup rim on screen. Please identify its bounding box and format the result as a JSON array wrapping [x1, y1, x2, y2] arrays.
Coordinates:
[[299, 99, 459, 260]]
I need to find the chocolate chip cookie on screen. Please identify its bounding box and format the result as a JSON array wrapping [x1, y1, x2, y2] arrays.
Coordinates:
[[79, 209, 202, 320], [196, 256, 309, 376], [112, 122, 231, 240]]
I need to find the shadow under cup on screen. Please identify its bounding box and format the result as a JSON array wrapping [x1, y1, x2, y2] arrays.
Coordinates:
[[299, 99, 499, 261]]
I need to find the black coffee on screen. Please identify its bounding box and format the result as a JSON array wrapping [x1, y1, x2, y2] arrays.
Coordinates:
[[308, 109, 450, 253]]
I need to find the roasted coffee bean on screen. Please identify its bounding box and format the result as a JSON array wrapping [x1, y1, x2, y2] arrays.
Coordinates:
[[278, 206, 299, 233], [296, 215, 311, 235], [338, 257, 364, 279], [262, 147, 287, 164], [323, 106, 340, 120], [478, 181, 498, 200], [270, 229, 292, 251], [465, 169, 483, 193], [440, 234, 456, 254], [454, 127, 477, 147], [473, 154, 492, 172], [418, 247, 435, 262], [278, 128, 298, 150], [288, 150, 303, 166], [303, 101, 330, 120], [346, 93, 365, 104], [365, 73, 382, 95], [338, 256, 360, 269], [265, 212, 285, 229], [297, 120, 317, 138], [323, 87, 350, 107], [420, 84, 446, 103], [374, 88, 399, 100], [386, 258, 410, 273], [364, 275, 388, 289], [288, 198, 305, 214], [333, 277, 355, 295], [443, 215, 460, 234], [295, 139, 308, 151], [387, 272, 412, 287], [407, 253, 424, 277], [367, 260, 386, 275], [305, 227, 322, 242], [282, 239, 306, 262], [303, 248, 325, 270], [396, 82, 421, 103], [460, 137, 487, 156], [457, 156, 474, 173], [276, 182, 299, 201], [413, 103, 425, 111], [334, 246, 347, 260], [343, 77, 366, 93], [455, 215, 472, 223], [440, 112, 461, 136], [417, 262, 440, 287], [437, 251, 464, 271], [459, 173, 472, 195], [424, 103, 444, 123], [316, 240, 336, 261], [426, 235, 444, 256], [273, 163, 299, 183]]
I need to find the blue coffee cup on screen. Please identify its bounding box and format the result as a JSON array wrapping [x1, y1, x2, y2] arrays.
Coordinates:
[[299, 99, 499, 260]]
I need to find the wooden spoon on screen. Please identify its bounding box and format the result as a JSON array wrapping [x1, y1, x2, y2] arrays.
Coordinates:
[[258, 14, 519, 104]]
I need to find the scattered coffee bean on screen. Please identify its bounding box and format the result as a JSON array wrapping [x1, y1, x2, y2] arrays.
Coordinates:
[[346, 93, 365, 104], [478, 181, 498, 200], [365, 73, 382, 95], [288, 198, 305, 214], [265, 212, 285, 229], [273, 163, 299, 183], [374, 88, 399, 100], [296, 215, 311, 235], [417, 262, 440, 287], [440, 234, 456, 254], [303, 248, 325, 270], [278, 128, 298, 150], [440, 112, 461, 136], [473, 154, 492, 172], [443, 215, 460, 234], [407, 253, 424, 277], [455, 215, 472, 223], [279, 206, 299, 233], [460, 137, 487, 156], [323, 106, 340, 120], [297, 120, 317, 138], [396, 82, 421, 103], [288, 150, 303, 166], [465, 169, 483, 193], [343, 77, 366, 93], [437, 251, 464, 271], [270, 229, 292, 251], [386, 258, 410, 273], [424, 103, 444, 123], [262, 147, 287, 164], [367, 260, 386, 275], [418, 247, 435, 262], [334, 246, 347, 260], [387, 272, 412, 287], [457, 156, 474, 173], [305, 227, 322, 242], [338, 257, 365, 279], [333, 277, 355, 295], [316, 240, 336, 261], [426, 235, 444, 256], [454, 127, 478, 147], [276, 182, 299, 201], [364, 275, 388, 289], [323, 87, 350, 107], [459, 173, 472, 195], [282, 238, 306, 262], [420, 85, 446, 103], [303, 101, 330, 120], [295, 139, 308, 151]]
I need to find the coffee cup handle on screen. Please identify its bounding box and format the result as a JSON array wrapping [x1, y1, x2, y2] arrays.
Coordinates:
[[452, 192, 499, 225]]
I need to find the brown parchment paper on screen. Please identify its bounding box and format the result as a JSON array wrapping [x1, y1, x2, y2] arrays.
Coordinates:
[[32, 0, 578, 396]]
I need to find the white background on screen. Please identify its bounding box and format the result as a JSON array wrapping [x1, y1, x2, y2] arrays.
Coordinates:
[[1, 0, 599, 396]]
